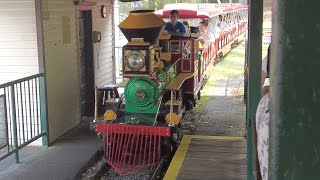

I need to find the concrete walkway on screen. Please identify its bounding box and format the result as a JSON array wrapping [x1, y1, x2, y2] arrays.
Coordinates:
[[195, 76, 246, 137], [0, 119, 102, 180], [181, 43, 247, 137]]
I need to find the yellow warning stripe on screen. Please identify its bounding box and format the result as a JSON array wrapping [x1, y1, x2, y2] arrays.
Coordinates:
[[163, 136, 192, 180], [163, 135, 245, 180], [188, 135, 245, 141]]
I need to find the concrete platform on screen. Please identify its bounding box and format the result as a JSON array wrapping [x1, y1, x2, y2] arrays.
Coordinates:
[[164, 135, 246, 180], [0, 119, 102, 180]]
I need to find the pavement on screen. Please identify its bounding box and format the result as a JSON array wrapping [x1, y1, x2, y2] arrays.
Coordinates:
[[181, 75, 246, 138], [195, 76, 246, 136], [0, 119, 103, 180]]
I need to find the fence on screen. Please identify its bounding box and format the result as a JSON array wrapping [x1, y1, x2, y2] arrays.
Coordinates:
[[0, 73, 48, 163]]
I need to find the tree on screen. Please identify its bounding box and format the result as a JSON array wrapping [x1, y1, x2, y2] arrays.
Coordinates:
[[141, 0, 214, 10], [120, 0, 246, 14]]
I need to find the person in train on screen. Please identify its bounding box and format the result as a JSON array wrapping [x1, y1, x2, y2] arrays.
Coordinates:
[[182, 21, 192, 57], [198, 19, 214, 47], [223, 14, 232, 32], [164, 10, 186, 35], [255, 43, 271, 180], [217, 15, 223, 29], [183, 21, 191, 35], [213, 16, 221, 40]]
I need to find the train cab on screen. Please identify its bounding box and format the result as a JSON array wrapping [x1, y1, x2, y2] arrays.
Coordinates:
[[163, 32, 205, 108]]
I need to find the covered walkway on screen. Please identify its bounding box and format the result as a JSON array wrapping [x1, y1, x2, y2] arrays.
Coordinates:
[[164, 135, 246, 180], [0, 120, 102, 180]]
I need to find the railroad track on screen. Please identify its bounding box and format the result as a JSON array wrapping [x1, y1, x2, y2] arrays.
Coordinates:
[[150, 159, 165, 180], [80, 156, 166, 180], [79, 153, 109, 180]]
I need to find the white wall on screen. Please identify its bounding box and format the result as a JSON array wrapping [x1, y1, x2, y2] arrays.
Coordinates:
[[0, 0, 39, 85], [0, 0, 116, 145], [0, 0, 43, 146], [92, 0, 115, 87], [42, 0, 116, 142], [42, 0, 81, 143]]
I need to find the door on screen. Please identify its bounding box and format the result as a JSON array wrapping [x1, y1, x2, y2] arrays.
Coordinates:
[[79, 11, 94, 117]]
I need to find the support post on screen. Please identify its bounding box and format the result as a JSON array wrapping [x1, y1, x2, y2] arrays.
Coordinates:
[[39, 75, 48, 147], [35, 0, 49, 147], [247, 0, 263, 179], [10, 85, 19, 163], [269, 1, 320, 179]]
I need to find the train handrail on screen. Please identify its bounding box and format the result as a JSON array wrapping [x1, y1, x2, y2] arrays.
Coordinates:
[[153, 95, 164, 125]]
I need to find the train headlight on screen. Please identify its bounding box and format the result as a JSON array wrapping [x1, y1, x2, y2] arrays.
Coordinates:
[[126, 52, 145, 71]]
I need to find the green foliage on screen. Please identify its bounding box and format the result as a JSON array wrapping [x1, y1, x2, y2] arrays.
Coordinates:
[[195, 42, 245, 113], [119, 0, 241, 16], [140, 0, 240, 10]]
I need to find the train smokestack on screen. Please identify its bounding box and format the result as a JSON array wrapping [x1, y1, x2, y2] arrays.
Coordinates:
[[118, 10, 166, 45]]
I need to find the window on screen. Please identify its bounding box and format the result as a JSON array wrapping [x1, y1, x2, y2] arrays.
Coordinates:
[[170, 40, 181, 54], [182, 40, 192, 59]]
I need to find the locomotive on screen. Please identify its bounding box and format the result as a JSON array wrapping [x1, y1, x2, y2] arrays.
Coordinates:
[[93, 5, 246, 174], [93, 9, 203, 173]]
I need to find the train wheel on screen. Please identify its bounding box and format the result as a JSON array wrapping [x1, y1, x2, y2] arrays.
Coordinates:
[[97, 132, 103, 140], [219, 52, 223, 58], [186, 100, 194, 110], [161, 137, 174, 155]]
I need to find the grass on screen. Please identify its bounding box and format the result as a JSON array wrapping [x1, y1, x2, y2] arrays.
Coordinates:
[[203, 43, 246, 95], [212, 46, 245, 78], [192, 42, 268, 114], [194, 95, 211, 114], [194, 42, 246, 114]]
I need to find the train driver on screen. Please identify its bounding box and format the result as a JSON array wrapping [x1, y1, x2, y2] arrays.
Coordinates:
[[164, 10, 186, 35]]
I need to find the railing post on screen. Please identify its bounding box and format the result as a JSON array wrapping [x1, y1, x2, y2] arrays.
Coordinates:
[[10, 85, 19, 163], [39, 75, 48, 147]]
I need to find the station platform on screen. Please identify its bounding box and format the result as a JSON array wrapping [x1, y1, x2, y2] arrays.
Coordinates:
[[0, 119, 102, 180], [164, 135, 246, 180]]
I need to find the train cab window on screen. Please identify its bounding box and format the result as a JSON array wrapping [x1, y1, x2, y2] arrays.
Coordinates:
[[170, 40, 181, 54], [182, 40, 192, 59]]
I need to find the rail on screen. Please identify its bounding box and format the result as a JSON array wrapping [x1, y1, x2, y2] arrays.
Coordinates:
[[0, 73, 48, 163]]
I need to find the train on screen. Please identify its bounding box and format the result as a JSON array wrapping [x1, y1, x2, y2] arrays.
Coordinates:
[[92, 3, 248, 174]]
